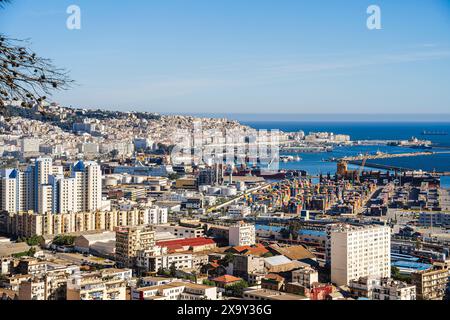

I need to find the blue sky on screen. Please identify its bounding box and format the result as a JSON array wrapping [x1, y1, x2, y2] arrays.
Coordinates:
[[1, 0, 450, 115]]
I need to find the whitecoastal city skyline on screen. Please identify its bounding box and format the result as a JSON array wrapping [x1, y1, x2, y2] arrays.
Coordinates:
[[1, 0, 450, 310]]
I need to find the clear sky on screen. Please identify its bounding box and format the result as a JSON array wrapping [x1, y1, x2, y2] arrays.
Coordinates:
[[1, 0, 450, 115]]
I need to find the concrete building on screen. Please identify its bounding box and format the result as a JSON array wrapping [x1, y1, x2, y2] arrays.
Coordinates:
[[74, 231, 116, 257], [330, 224, 391, 286], [411, 266, 449, 300], [115, 225, 156, 268], [155, 224, 204, 239], [349, 276, 416, 300], [419, 212, 450, 228], [137, 252, 193, 272], [0, 158, 103, 215], [132, 282, 220, 300], [229, 222, 256, 246], [292, 267, 319, 289], [66, 268, 131, 300], [232, 254, 265, 280]]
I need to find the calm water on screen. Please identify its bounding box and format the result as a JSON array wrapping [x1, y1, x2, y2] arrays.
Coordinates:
[[241, 121, 450, 188]]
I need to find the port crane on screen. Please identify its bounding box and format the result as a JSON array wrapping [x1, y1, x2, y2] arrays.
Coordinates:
[[356, 153, 369, 181]]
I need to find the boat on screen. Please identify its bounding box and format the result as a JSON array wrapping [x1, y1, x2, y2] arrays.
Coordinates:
[[422, 130, 448, 136]]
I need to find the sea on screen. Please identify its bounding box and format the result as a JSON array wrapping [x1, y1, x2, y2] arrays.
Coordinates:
[[238, 121, 450, 188]]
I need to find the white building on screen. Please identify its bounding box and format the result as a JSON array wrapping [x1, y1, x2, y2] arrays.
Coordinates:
[[292, 267, 319, 289], [229, 222, 256, 246], [132, 282, 220, 300], [0, 158, 103, 215], [330, 224, 391, 286], [349, 276, 416, 300]]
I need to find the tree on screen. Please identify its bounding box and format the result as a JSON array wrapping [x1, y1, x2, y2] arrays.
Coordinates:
[[221, 252, 234, 265], [169, 262, 177, 277], [226, 280, 249, 297], [202, 279, 216, 287], [0, 0, 73, 113], [25, 235, 44, 246], [52, 235, 76, 246]]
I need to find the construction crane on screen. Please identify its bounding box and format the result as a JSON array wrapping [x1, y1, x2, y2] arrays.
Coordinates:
[[357, 153, 369, 181]]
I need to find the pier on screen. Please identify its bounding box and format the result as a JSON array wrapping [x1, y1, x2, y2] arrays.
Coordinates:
[[337, 151, 435, 162]]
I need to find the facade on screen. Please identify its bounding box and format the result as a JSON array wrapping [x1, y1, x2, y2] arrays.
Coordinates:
[[418, 212, 450, 228], [349, 276, 416, 300], [155, 224, 204, 239], [229, 222, 256, 247], [232, 254, 265, 280], [330, 224, 391, 286], [115, 225, 156, 268], [2, 207, 165, 238], [137, 252, 193, 272], [17, 264, 80, 300], [292, 267, 319, 289], [0, 159, 102, 215], [411, 266, 449, 300], [66, 268, 131, 300], [132, 282, 220, 300]]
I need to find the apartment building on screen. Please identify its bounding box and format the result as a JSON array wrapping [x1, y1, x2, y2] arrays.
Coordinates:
[[137, 252, 193, 273], [232, 254, 265, 280], [66, 268, 131, 300], [0, 158, 103, 215], [132, 282, 220, 300], [2, 207, 166, 238], [329, 224, 391, 286], [292, 267, 319, 289], [229, 222, 256, 246], [419, 212, 450, 228], [411, 266, 449, 300], [349, 276, 416, 300], [115, 225, 156, 268]]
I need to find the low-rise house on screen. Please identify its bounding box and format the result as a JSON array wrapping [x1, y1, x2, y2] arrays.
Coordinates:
[[211, 274, 243, 290], [261, 274, 285, 291], [132, 282, 221, 300], [243, 288, 308, 300]]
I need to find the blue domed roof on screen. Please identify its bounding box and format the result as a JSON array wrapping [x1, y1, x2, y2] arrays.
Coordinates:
[[73, 161, 86, 172]]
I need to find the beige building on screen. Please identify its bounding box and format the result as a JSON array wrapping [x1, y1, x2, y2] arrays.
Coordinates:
[[66, 268, 131, 300], [115, 225, 156, 268], [411, 266, 448, 300], [3, 208, 164, 238]]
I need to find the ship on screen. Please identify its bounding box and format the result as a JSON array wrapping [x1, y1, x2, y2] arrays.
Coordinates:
[[421, 130, 448, 136]]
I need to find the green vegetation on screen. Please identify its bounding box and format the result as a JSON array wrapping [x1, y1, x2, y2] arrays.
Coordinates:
[[17, 235, 44, 246], [221, 252, 234, 265], [12, 247, 36, 258], [169, 262, 177, 277], [52, 235, 76, 246], [391, 266, 411, 283], [157, 267, 172, 277], [225, 280, 249, 297], [202, 279, 216, 286], [262, 252, 274, 258]]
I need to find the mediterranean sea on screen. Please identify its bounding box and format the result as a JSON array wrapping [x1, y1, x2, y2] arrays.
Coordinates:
[[240, 121, 450, 188]]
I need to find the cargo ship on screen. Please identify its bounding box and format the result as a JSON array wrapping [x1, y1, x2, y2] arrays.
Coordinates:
[[421, 130, 448, 136]]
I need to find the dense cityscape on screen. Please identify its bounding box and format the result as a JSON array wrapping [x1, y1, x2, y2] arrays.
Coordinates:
[[0, 101, 449, 301]]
